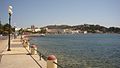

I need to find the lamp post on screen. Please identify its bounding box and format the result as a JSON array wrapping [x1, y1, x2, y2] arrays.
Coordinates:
[[7, 6, 13, 51], [20, 28, 23, 40]]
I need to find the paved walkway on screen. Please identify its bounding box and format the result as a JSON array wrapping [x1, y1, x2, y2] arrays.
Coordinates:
[[0, 39, 8, 53], [0, 37, 46, 68], [0, 39, 8, 63]]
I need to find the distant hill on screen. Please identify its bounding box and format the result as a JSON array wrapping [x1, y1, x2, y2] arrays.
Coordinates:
[[44, 25, 72, 29], [42, 24, 120, 33]]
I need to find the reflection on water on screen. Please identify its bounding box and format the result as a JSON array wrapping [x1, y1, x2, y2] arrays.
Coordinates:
[[30, 34, 120, 68]]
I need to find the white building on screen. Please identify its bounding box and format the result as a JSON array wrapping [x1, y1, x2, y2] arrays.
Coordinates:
[[26, 28, 41, 32], [15, 28, 21, 31], [63, 29, 72, 34], [34, 28, 41, 32], [72, 30, 79, 34]]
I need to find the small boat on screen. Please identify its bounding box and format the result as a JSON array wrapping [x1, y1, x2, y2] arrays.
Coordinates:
[[84, 31, 87, 34], [40, 34, 45, 37]]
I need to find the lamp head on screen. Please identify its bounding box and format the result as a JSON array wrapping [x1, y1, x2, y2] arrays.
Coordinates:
[[8, 6, 13, 15], [9, 6, 13, 9]]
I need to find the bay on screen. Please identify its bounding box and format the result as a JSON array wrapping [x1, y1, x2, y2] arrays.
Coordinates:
[[29, 34, 120, 68]]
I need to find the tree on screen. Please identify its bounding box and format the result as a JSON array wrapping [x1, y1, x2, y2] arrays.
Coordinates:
[[18, 28, 23, 35], [0, 22, 3, 34], [0, 23, 14, 35], [40, 28, 46, 34]]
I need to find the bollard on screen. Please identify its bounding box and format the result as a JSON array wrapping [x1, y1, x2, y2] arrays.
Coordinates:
[[26, 42, 30, 50], [23, 40, 28, 47], [47, 55, 57, 68], [31, 45, 37, 55], [22, 39, 26, 47], [22, 40, 30, 50]]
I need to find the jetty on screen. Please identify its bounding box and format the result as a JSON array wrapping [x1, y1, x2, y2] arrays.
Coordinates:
[[0, 36, 47, 68]]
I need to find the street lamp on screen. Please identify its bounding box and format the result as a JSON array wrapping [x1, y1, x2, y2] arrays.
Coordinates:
[[20, 28, 23, 40], [7, 6, 13, 51]]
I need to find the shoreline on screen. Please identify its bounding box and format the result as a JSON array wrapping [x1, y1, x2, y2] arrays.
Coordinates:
[[26, 33, 120, 37]]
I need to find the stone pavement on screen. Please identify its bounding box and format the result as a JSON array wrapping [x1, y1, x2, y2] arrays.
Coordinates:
[[0, 36, 46, 68]]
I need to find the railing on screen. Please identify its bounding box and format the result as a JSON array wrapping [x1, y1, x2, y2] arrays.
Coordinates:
[[36, 49, 64, 68], [22, 37, 64, 68], [53, 62, 64, 68], [36, 50, 47, 61]]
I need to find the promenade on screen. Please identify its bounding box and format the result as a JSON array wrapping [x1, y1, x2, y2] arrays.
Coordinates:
[[0, 36, 46, 68]]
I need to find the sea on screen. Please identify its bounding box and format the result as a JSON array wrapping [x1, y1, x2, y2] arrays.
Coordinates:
[[29, 34, 120, 68]]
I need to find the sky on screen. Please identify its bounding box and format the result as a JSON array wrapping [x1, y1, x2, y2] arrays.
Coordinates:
[[0, 0, 120, 28]]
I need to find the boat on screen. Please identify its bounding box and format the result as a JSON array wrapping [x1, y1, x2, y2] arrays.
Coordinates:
[[40, 34, 45, 37], [84, 31, 87, 34]]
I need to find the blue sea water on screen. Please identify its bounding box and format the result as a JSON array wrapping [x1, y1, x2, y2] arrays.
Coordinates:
[[29, 34, 120, 68]]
